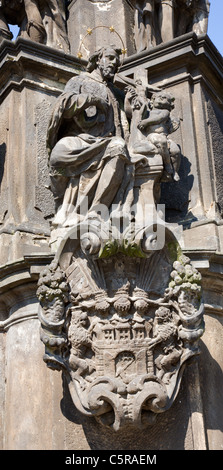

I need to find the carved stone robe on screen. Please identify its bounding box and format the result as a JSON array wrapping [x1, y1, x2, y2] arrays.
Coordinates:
[[47, 69, 131, 227], [0, 0, 70, 52]]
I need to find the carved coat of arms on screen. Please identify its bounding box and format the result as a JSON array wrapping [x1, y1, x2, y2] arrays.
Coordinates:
[[37, 222, 204, 430]]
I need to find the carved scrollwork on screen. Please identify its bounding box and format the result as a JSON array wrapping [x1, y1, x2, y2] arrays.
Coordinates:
[[80, 231, 101, 256]]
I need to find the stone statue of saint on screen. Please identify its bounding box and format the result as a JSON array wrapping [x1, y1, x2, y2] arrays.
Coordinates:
[[131, 0, 210, 51], [0, 0, 23, 41], [0, 0, 70, 52], [47, 45, 131, 228], [174, 0, 210, 37], [132, 0, 161, 52]]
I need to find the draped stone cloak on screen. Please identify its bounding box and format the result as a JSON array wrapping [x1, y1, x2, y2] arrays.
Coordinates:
[[46, 70, 131, 227]]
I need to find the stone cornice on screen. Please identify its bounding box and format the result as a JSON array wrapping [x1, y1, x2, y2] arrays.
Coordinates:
[[0, 34, 222, 102], [0, 254, 53, 324], [0, 254, 53, 291], [122, 32, 223, 76], [0, 37, 86, 102], [120, 33, 223, 103]]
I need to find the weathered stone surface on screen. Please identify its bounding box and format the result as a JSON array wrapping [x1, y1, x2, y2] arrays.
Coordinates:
[[67, 0, 210, 57], [121, 33, 223, 235], [61, 368, 195, 449], [0, 31, 222, 449], [0, 38, 81, 265], [36, 41, 206, 432], [67, 0, 135, 59], [206, 93, 223, 217], [199, 314, 223, 450], [37, 225, 205, 430], [0, 0, 69, 52]]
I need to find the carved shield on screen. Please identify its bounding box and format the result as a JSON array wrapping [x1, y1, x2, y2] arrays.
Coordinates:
[[37, 221, 204, 430]]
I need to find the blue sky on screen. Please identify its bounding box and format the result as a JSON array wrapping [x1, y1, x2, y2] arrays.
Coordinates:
[[207, 0, 223, 56], [8, 1, 223, 57]]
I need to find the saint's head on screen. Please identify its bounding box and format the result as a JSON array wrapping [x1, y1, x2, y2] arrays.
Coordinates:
[[86, 45, 122, 82]]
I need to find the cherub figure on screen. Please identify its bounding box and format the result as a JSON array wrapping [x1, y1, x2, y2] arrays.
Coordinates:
[[137, 91, 181, 181], [124, 78, 161, 160]]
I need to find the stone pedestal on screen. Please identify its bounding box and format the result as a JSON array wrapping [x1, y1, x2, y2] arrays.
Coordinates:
[[0, 33, 222, 450]]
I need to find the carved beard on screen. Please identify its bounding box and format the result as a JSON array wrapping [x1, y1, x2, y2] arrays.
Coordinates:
[[99, 64, 117, 81]]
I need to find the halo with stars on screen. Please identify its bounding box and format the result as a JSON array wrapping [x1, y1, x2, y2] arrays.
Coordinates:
[[77, 25, 127, 61]]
